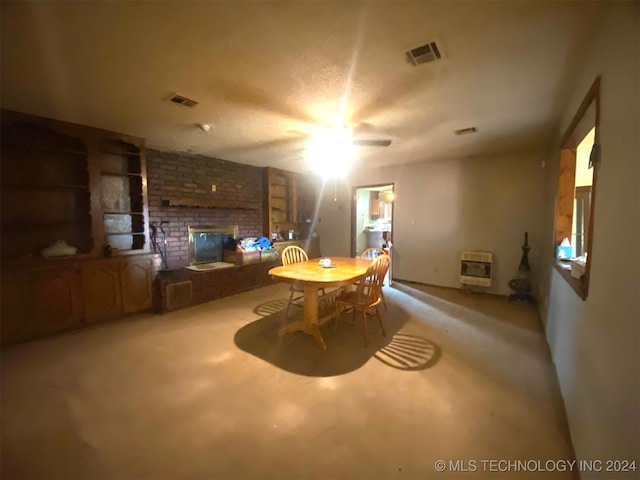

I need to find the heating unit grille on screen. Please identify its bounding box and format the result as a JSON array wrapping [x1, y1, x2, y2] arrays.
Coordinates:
[[460, 251, 493, 287]]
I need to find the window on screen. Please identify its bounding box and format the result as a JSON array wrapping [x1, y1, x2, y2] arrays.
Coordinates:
[[553, 77, 600, 299]]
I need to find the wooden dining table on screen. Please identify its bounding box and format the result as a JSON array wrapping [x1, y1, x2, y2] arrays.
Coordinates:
[[268, 256, 372, 349]]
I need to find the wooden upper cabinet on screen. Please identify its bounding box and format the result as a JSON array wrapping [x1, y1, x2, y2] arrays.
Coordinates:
[[0, 113, 92, 259], [96, 137, 149, 255], [370, 192, 380, 217], [264, 167, 295, 236], [0, 109, 150, 260], [263, 167, 317, 239]]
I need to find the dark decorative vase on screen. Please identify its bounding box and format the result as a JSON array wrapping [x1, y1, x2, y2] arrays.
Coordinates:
[[509, 232, 536, 304]]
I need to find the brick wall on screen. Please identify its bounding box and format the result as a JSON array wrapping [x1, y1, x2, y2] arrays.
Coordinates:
[[146, 149, 264, 269]]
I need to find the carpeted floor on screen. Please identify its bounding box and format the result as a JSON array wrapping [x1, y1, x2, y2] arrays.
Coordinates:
[[1, 281, 576, 479]]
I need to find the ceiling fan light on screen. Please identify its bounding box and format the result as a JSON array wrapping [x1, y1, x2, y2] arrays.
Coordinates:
[[381, 191, 395, 202], [305, 127, 355, 179]]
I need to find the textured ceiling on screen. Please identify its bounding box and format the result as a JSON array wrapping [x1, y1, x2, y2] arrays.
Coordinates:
[[1, 1, 606, 173]]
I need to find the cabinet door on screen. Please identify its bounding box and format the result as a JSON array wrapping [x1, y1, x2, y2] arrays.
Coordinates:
[[296, 174, 316, 223], [120, 258, 154, 313], [1, 272, 34, 345], [370, 192, 380, 216], [32, 267, 84, 335], [81, 262, 123, 323], [306, 237, 321, 259]]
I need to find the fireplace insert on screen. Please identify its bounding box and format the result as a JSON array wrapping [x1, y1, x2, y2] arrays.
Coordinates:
[[188, 225, 239, 265]]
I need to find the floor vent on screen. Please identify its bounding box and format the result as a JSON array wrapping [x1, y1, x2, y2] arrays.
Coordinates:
[[166, 281, 193, 311]]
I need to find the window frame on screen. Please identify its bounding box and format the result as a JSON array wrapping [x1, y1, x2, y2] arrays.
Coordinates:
[[553, 76, 601, 300]]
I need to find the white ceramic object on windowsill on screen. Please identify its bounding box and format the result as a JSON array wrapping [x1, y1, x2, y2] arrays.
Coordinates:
[[41, 240, 78, 258]]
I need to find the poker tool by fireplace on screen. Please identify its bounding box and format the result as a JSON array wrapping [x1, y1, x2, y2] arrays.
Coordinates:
[[150, 221, 169, 270]]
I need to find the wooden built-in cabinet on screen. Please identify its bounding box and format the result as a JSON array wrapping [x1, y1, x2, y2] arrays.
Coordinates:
[[81, 262, 123, 323], [33, 267, 85, 334], [98, 139, 149, 252], [1, 118, 92, 258], [1, 109, 150, 259], [81, 256, 154, 323], [263, 166, 318, 241], [0, 109, 156, 346], [1, 256, 156, 345]]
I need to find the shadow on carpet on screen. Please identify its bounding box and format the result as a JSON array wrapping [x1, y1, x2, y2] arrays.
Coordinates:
[[234, 299, 437, 376]]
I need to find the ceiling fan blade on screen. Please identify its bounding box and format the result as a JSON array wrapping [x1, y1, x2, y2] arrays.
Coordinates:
[[352, 139, 392, 147], [220, 136, 306, 156], [213, 80, 317, 125], [350, 75, 429, 124]]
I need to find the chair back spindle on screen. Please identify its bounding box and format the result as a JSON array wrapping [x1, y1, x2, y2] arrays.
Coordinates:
[[282, 245, 308, 265], [359, 254, 390, 307], [360, 247, 386, 261], [334, 254, 391, 347]]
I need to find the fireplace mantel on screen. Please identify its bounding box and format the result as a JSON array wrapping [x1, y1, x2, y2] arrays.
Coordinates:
[[162, 197, 259, 210]]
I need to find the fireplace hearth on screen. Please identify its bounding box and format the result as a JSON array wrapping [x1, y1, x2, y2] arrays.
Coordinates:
[[188, 225, 239, 265]]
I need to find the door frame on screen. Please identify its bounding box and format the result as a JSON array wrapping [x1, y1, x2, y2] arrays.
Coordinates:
[[350, 183, 395, 258]]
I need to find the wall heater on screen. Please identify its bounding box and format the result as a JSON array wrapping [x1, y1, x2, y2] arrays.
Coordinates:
[[460, 251, 493, 287]]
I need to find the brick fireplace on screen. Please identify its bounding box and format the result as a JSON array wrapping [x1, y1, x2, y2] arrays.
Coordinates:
[[188, 224, 238, 265], [146, 149, 264, 269]]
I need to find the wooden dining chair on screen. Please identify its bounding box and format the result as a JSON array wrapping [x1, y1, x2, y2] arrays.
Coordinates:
[[281, 245, 309, 320], [360, 247, 386, 260], [357, 247, 388, 311], [334, 254, 390, 347]]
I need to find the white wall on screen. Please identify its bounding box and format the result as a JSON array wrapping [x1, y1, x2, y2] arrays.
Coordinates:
[[313, 1, 639, 469], [315, 179, 352, 258], [316, 151, 546, 296], [538, 3, 639, 475], [355, 188, 370, 255]]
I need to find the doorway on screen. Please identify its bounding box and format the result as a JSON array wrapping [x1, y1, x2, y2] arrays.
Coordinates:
[[352, 183, 394, 281]]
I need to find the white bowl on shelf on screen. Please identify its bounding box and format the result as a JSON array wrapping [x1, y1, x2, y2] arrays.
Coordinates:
[[41, 240, 78, 258]]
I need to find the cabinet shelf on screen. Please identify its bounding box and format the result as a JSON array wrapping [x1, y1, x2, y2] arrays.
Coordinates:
[[1, 221, 90, 233], [100, 170, 142, 177], [1, 109, 150, 259], [1, 182, 89, 191], [2, 141, 88, 157], [105, 232, 145, 237], [102, 211, 144, 215], [98, 150, 141, 157]]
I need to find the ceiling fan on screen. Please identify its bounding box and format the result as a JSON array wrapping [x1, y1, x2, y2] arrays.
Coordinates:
[[212, 80, 394, 151], [288, 121, 393, 149], [352, 138, 392, 147]]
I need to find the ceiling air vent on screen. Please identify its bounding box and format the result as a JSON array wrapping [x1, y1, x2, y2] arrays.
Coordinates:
[[454, 127, 477, 135], [407, 39, 445, 66], [167, 93, 198, 108]]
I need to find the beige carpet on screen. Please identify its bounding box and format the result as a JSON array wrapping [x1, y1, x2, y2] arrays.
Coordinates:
[[1, 281, 575, 479]]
